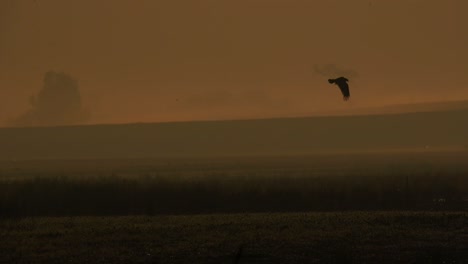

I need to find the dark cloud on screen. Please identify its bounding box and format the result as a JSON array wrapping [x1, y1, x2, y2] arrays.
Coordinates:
[[10, 71, 89, 127]]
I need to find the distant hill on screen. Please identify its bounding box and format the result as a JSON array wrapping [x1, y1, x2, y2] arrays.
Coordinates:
[[308, 100, 468, 117], [1, 107, 467, 159]]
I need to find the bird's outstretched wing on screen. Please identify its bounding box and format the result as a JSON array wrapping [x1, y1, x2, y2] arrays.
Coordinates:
[[328, 77, 350, 101], [337, 82, 350, 100]]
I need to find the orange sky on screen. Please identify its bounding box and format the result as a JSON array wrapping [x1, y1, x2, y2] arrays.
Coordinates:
[[1, 0, 467, 126]]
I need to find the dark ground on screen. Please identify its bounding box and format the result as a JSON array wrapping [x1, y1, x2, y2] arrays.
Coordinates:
[[1, 152, 468, 263], [2, 212, 468, 264]]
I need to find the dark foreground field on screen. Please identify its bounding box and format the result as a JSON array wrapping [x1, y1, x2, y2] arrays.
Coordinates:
[[1, 151, 468, 263], [2, 212, 468, 263]]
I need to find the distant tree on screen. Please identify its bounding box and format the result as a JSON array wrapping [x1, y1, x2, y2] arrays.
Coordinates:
[[11, 71, 89, 127]]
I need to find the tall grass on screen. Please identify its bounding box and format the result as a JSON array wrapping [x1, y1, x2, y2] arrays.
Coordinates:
[[1, 152, 468, 217]]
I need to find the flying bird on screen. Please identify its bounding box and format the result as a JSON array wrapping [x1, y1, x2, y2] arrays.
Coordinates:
[[328, 77, 350, 101]]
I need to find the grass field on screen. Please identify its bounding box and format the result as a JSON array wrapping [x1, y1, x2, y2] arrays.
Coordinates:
[[2, 212, 468, 263], [1, 151, 468, 263], [2, 151, 468, 216]]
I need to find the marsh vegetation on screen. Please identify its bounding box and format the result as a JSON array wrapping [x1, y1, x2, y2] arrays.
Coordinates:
[[2, 151, 468, 263], [1, 151, 468, 217]]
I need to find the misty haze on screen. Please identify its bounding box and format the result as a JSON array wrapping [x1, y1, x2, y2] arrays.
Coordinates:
[[1, 0, 467, 125], [1, 1, 468, 263]]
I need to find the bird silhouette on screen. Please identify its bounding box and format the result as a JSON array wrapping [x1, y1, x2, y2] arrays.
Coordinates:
[[328, 77, 350, 101]]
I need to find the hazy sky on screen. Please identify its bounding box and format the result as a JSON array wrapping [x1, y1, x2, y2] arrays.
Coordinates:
[[1, 0, 467, 125]]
